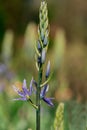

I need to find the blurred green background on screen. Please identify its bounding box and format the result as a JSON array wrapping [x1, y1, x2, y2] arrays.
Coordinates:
[[0, 0, 87, 130]]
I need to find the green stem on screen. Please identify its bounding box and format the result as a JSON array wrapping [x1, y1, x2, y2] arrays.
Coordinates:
[[27, 99, 38, 109], [36, 63, 43, 130]]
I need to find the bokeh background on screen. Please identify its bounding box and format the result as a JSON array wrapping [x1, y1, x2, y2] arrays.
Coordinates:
[[0, 0, 87, 130]]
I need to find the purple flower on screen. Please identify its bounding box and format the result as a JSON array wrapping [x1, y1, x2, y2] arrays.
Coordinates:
[[13, 78, 33, 101], [40, 85, 54, 106], [12, 78, 38, 109]]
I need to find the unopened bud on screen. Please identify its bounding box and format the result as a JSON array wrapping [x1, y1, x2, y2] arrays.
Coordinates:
[[43, 36, 48, 46], [38, 56, 41, 64], [41, 48, 46, 64], [46, 60, 50, 78], [37, 40, 42, 52], [41, 30, 44, 41]]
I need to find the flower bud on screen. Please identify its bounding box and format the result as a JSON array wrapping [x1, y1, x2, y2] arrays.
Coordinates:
[[37, 40, 42, 52], [43, 36, 48, 46], [41, 48, 46, 64], [41, 30, 44, 41], [46, 61, 50, 78], [38, 56, 41, 64]]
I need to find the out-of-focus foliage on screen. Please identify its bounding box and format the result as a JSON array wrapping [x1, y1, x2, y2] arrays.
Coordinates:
[[64, 101, 87, 130], [53, 29, 66, 70], [23, 23, 37, 60], [2, 30, 14, 64]]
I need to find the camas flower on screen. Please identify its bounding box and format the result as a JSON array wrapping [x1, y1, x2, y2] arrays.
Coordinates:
[[12, 78, 38, 109], [13, 78, 33, 101], [40, 84, 54, 106]]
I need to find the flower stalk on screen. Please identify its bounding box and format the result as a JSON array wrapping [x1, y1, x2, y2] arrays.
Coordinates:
[[36, 1, 50, 129], [36, 64, 42, 130], [12, 0, 54, 130]]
